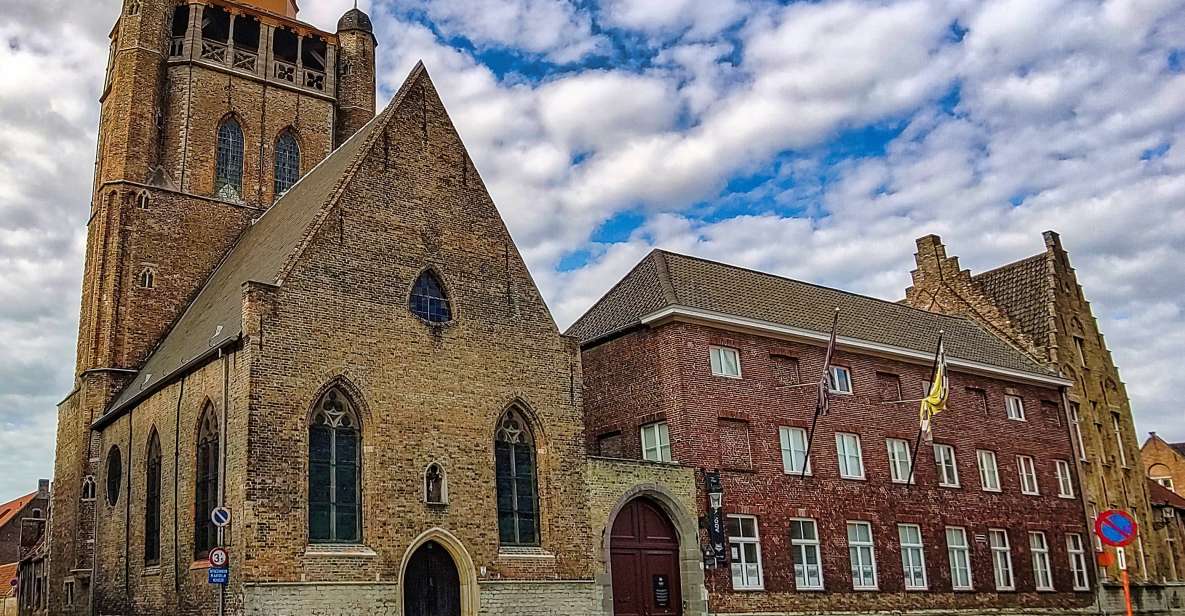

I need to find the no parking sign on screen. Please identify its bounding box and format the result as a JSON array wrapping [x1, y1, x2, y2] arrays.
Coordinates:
[[1095, 509, 1138, 547]]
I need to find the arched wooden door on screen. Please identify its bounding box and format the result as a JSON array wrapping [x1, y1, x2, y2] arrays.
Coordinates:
[[404, 541, 461, 616], [610, 498, 682, 616]]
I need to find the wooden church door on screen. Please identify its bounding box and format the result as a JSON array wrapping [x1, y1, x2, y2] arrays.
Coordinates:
[[610, 498, 682, 616], [403, 541, 461, 616]]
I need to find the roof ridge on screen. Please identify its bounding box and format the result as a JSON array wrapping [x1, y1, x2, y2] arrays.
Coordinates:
[[651, 249, 679, 304], [563, 248, 666, 337]]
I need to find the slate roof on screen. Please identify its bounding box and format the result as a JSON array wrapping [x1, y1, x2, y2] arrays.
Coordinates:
[[972, 253, 1051, 344], [0, 492, 35, 530], [1149, 479, 1185, 510], [566, 250, 1057, 377], [1171, 442, 1185, 458], [101, 64, 426, 422]]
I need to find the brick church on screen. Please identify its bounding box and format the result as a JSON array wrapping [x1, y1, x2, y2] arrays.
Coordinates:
[[39, 1, 1175, 616]]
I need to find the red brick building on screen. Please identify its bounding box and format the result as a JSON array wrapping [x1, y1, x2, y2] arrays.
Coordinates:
[[570, 250, 1095, 614]]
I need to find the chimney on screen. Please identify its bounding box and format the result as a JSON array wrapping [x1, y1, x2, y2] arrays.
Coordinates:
[[37, 479, 50, 498]]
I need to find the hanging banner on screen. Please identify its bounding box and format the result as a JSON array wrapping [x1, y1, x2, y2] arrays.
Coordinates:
[[705, 472, 727, 565]]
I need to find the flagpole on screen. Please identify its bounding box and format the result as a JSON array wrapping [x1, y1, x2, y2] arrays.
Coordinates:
[[800, 309, 840, 479], [906, 331, 944, 490]]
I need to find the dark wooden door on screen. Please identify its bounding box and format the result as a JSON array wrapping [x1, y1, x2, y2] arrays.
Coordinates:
[[611, 499, 682, 616], [403, 541, 461, 616]]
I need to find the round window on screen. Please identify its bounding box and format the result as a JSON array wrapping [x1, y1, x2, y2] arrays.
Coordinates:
[[106, 446, 122, 506]]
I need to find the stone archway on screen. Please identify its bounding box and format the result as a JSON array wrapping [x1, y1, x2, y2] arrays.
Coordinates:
[[404, 541, 460, 616], [398, 529, 479, 616]]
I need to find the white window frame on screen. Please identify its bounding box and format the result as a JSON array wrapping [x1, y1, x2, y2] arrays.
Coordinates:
[[887, 438, 913, 484], [1070, 404, 1086, 462], [934, 443, 960, 487], [640, 422, 672, 463], [977, 450, 1001, 492], [728, 515, 764, 591], [1005, 395, 1026, 421], [1153, 476, 1175, 492], [1030, 532, 1054, 591], [790, 518, 824, 590], [1055, 460, 1075, 498], [1018, 455, 1040, 495], [779, 427, 811, 475], [835, 432, 865, 480], [829, 365, 853, 394], [898, 524, 928, 590], [990, 529, 1015, 591], [710, 346, 742, 378], [946, 526, 973, 591], [1074, 336, 1087, 367], [1112, 414, 1128, 467], [847, 521, 878, 590], [1067, 533, 1090, 591]]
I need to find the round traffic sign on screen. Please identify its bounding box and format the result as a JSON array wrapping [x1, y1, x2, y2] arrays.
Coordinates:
[[1095, 509, 1138, 547], [208, 547, 229, 568], [211, 506, 231, 528]]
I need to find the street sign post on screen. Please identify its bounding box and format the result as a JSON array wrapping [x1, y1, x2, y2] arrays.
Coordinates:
[[1095, 509, 1138, 616], [209, 547, 229, 568], [208, 567, 228, 585]]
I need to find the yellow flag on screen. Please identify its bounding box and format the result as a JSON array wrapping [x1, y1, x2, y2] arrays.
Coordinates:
[[919, 340, 948, 440]]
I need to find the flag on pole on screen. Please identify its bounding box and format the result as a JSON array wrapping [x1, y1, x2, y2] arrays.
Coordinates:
[[919, 338, 948, 442], [816, 310, 839, 416]]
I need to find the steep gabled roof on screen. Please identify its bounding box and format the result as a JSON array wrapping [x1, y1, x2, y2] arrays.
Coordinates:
[[0, 492, 36, 530], [1149, 478, 1185, 510], [567, 250, 1058, 378], [101, 64, 429, 422], [972, 253, 1051, 344]]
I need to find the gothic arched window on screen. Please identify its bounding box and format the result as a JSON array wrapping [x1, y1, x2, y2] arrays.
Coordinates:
[[410, 270, 452, 323], [105, 447, 122, 507], [145, 429, 162, 565], [138, 267, 155, 289], [495, 407, 539, 546], [194, 406, 220, 557], [81, 475, 96, 501], [309, 387, 360, 543], [215, 118, 244, 200], [273, 130, 300, 197]]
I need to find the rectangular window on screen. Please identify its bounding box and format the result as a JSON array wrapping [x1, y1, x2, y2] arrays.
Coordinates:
[[887, 438, 913, 484], [829, 366, 853, 394], [1006, 395, 1026, 420], [780, 427, 811, 475], [946, 527, 973, 590], [934, 444, 960, 487], [1055, 460, 1075, 498], [1018, 455, 1040, 495], [1068, 533, 1090, 591], [791, 518, 824, 590], [1112, 414, 1128, 467], [1074, 336, 1087, 367], [641, 422, 672, 463], [898, 524, 928, 590], [847, 521, 877, 590], [1030, 532, 1054, 591], [64, 581, 74, 607], [990, 529, 1015, 590], [977, 450, 1001, 492], [835, 433, 865, 479], [1070, 403, 1086, 462], [1154, 476, 1175, 491], [728, 515, 764, 590], [710, 346, 741, 378]]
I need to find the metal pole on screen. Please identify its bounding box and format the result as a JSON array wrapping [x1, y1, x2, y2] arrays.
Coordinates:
[[906, 332, 944, 490]]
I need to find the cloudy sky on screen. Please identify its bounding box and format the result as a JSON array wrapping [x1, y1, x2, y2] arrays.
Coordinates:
[[1, 0, 1183, 501]]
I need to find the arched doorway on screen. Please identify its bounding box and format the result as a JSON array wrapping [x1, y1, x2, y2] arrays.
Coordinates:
[[610, 498, 682, 616], [403, 541, 461, 616]]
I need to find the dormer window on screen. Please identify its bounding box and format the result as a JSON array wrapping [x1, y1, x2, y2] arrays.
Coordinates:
[[410, 270, 452, 323]]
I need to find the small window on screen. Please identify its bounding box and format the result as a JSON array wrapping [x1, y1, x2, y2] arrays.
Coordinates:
[[1074, 336, 1087, 367], [1112, 414, 1128, 467], [790, 518, 823, 590], [886, 438, 912, 484], [1018, 455, 1040, 495], [946, 527, 973, 590], [779, 427, 810, 475], [977, 450, 1000, 492], [1055, 460, 1075, 498], [81, 475, 96, 501], [136, 191, 150, 209], [709, 346, 741, 378], [835, 432, 865, 479], [641, 422, 672, 463], [727, 515, 763, 590], [1067, 534, 1090, 590], [105, 446, 122, 507], [31, 508, 42, 519], [409, 270, 452, 323], [128, 0, 142, 16], [829, 366, 853, 394], [934, 444, 959, 487], [990, 529, 1015, 591], [274, 130, 301, 196], [1005, 395, 1026, 420], [424, 463, 447, 505], [1070, 404, 1086, 461], [847, 521, 877, 590], [898, 524, 928, 590], [1030, 532, 1054, 591], [137, 267, 155, 289], [1153, 476, 1175, 491], [64, 580, 75, 607]]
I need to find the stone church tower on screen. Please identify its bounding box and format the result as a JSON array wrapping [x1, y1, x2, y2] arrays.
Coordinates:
[[52, 1, 375, 612]]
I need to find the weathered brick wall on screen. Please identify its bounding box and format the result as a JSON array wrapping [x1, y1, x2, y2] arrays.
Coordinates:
[[335, 29, 376, 147], [243, 582, 401, 616], [1142, 437, 1185, 494], [480, 581, 600, 615]]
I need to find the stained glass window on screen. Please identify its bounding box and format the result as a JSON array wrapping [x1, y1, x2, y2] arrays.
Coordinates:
[[309, 388, 360, 543], [495, 408, 538, 546], [215, 118, 244, 200], [195, 406, 220, 557], [274, 130, 300, 197], [410, 270, 452, 323]]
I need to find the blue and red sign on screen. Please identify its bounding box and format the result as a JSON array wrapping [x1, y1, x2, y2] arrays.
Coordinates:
[[1095, 509, 1138, 547]]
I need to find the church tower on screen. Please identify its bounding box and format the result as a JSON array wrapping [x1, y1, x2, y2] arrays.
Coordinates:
[[51, 1, 375, 612]]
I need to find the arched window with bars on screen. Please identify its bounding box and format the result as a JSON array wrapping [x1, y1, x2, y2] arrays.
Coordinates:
[[495, 407, 539, 546], [194, 406, 220, 557], [215, 117, 244, 200], [273, 129, 300, 197], [309, 387, 361, 543]]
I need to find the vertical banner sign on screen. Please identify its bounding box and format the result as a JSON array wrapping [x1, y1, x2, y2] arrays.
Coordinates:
[[705, 472, 727, 566]]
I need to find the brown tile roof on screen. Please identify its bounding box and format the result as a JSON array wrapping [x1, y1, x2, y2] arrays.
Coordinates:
[[0, 492, 35, 530], [567, 250, 1056, 377], [100, 64, 429, 423], [1149, 478, 1185, 510], [0, 562, 15, 598], [971, 253, 1051, 344]]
